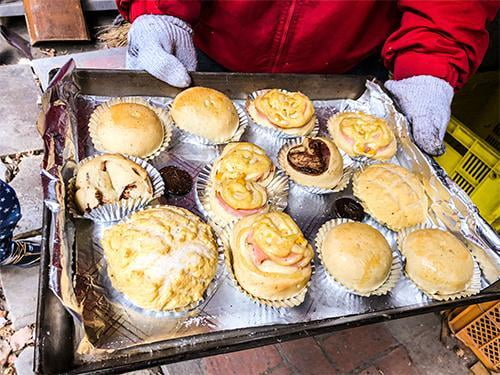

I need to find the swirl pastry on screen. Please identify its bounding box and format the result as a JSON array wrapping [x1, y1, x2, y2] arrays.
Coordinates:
[[74, 154, 153, 213], [282, 137, 344, 189], [102, 206, 218, 311], [230, 212, 313, 301], [353, 163, 428, 230], [213, 142, 275, 186], [401, 229, 474, 296], [170, 87, 239, 143], [247, 89, 316, 136], [328, 112, 397, 160], [320, 222, 392, 294]]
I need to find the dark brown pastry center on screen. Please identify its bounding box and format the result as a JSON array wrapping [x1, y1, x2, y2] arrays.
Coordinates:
[[333, 197, 365, 222], [287, 139, 330, 176], [160, 166, 193, 196]]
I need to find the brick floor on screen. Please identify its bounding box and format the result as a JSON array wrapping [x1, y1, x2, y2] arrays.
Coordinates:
[[278, 337, 336, 374], [372, 347, 417, 375]]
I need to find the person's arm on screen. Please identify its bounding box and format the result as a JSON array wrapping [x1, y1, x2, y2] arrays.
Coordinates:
[[116, 0, 202, 87], [382, 1, 498, 155]]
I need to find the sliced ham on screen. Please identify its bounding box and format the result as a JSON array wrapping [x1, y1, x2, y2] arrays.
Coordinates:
[[216, 193, 265, 218], [247, 231, 269, 265]]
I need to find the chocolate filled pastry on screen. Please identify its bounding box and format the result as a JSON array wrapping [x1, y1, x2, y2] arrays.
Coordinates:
[[160, 166, 193, 196], [328, 112, 397, 160], [333, 197, 365, 221], [281, 137, 343, 189], [247, 89, 316, 136], [74, 154, 153, 213], [230, 212, 313, 301]]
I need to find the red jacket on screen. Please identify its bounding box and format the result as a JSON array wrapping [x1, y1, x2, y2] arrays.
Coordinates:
[[117, 0, 498, 88]]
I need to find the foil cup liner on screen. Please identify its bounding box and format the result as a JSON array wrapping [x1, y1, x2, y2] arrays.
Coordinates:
[[326, 111, 397, 165], [166, 101, 248, 145], [246, 89, 319, 139], [314, 218, 401, 297], [88, 97, 172, 161], [277, 138, 355, 195], [195, 163, 289, 228], [396, 222, 482, 301], [100, 205, 223, 317], [218, 223, 312, 308], [351, 164, 429, 232], [67, 154, 165, 222]]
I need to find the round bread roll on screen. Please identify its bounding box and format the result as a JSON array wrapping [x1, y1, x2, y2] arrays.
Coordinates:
[[230, 212, 313, 301], [282, 137, 343, 189], [101, 206, 218, 311], [353, 163, 428, 230], [401, 229, 474, 296], [93, 102, 164, 157], [170, 87, 239, 142], [321, 222, 392, 293], [74, 154, 152, 213], [328, 112, 397, 160]]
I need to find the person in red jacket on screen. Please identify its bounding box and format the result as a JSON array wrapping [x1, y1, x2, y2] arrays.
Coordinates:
[[117, 0, 498, 156]]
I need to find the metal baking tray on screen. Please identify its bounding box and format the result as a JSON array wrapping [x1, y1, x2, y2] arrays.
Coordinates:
[[35, 68, 500, 374]]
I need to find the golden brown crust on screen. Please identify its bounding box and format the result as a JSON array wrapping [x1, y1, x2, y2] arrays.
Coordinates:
[[282, 137, 343, 189], [94, 102, 164, 157], [230, 212, 313, 301], [101, 206, 218, 311], [171, 87, 239, 142], [321, 222, 392, 293], [402, 229, 474, 296], [328, 112, 397, 160], [353, 163, 428, 230], [74, 154, 152, 213]]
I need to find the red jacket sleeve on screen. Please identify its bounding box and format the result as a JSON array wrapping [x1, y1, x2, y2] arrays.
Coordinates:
[[116, 0, 201, 25], [382, 1, 499, 88]]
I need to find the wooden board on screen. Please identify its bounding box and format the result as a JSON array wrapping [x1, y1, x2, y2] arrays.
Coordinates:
[[23, 0, 90, 43]]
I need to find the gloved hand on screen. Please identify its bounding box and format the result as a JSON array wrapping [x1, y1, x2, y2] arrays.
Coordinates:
[[127, 15, 197, 87], [385, 76, 454, 156]]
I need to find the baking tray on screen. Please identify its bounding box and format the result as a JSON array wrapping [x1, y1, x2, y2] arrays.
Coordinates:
[[35, 68, 500, 374]]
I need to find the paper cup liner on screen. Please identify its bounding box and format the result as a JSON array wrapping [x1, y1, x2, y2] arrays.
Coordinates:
[[218, 223, 312, 308], [195, 163, 289, 229], [166, 101, 248, 145], [88, 97, 172, 161], [396, 222, 482, 301], [67, 154, 165, 222], [314, 218, 401, 297], [326, 111, 398, 165], [351, 164, 429, 232], [277, 138, 355, 195], [246, 89, 319, 139], [100, 205, 223, 317]]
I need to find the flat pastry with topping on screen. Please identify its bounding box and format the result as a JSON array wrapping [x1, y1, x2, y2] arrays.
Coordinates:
[[101, 206, 218, 311], [170, 86, 239, 143], [247, 89, 316, 136], [319, 222, 392, 294], [401, 229, 474, 297], [328, 112, 397, 160], [353, 163, 428, 230], [74, 154, 152, 213], [281, 137, 343, 189], [230, 212, 313, 301]]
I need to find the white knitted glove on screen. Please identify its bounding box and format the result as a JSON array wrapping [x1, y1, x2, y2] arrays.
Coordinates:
[[127, 15, 197, 87], [385, 76, 454, 156]]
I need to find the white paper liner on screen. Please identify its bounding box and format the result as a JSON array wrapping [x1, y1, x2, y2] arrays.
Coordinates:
[[314, 218, 401, 297], [88, 97, 172, 161], [246, 89, 319, 139], [396, 222, 482, 301], [195, 163, 289, 228], [326, 111, 398, 165], [277, 138, 355, 195], [218, 222, 313, 308], [100, 205, 223, 316], [166, 100, 248, 145], [67, 154, 165, 222], [351, 163, 429, 232]]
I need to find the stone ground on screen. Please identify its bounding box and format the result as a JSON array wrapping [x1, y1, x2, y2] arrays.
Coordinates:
[[0, 11, 487, 375]]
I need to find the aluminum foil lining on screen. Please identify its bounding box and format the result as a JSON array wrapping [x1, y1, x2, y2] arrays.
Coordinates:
[[39, 73, 500, 363]]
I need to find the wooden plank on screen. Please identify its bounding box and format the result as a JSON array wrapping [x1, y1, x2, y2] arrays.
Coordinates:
[[0, 0, 117, 17], [22, 0, 90, 43]]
